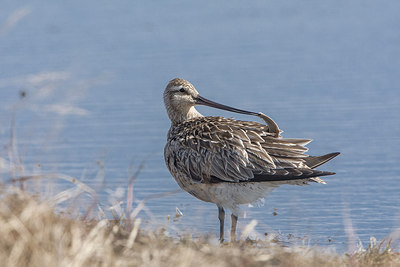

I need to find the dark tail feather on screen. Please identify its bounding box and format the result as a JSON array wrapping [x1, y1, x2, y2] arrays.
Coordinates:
[[252, 168, 336, 182], [304, 152, 340, 169]]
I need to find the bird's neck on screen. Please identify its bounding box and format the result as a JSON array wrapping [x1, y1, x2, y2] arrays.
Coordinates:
[[169, 106, 203, 125]]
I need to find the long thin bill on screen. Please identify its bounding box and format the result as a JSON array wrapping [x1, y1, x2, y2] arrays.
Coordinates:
[[195, 95, 259, 116], [196, 95, 281, 137]]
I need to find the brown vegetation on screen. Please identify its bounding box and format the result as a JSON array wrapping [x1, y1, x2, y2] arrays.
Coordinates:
[[0, 187, 399, 267]]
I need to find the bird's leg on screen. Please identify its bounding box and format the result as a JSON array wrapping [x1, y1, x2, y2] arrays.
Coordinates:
[[218, 206, 225, 243], [230, 213, 238, 243]]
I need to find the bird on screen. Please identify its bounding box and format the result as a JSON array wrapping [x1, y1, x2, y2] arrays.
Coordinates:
[[163, 78, 339, 242]]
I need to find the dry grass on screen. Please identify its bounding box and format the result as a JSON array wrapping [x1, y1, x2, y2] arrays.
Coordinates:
[[0, 188, 399, 267]]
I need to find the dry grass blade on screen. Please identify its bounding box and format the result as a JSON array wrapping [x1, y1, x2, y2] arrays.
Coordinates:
[[6, 174, 97, 197]]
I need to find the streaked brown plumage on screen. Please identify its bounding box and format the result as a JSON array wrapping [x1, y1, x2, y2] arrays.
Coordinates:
[[163, 78, 339, 242]]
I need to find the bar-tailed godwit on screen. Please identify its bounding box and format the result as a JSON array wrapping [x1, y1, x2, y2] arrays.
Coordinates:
[[163, 78, 339, 242]]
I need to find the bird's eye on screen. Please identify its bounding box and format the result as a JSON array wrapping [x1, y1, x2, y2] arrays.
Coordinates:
[[179, 88, 185, 93]]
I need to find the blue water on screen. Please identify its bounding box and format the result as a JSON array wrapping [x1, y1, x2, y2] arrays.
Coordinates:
[[1, 1, 400, 252]]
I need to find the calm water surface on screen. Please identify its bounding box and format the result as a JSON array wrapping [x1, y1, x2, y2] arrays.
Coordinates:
[[1, 1, 400, 251]]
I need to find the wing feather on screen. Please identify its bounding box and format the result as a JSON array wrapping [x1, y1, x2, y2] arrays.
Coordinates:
[[166, 116, 335, 184]]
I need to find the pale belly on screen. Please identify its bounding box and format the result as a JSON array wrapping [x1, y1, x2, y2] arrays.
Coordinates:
[[183, 182, 282, 211]]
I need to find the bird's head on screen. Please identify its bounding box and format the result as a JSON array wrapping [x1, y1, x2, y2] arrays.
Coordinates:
[[164, 78, 258, 124]]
